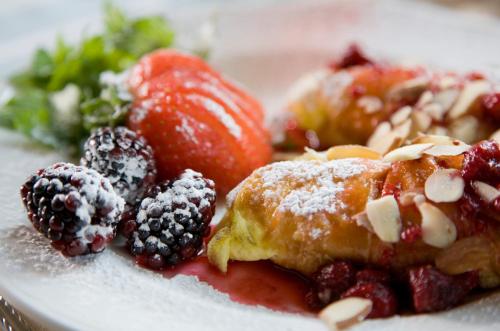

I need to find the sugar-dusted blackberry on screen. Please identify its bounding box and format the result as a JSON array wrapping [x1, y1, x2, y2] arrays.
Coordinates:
[[128, 169, 216, 269], [81, 126, 157, 204], [20, 162, 125, 256]]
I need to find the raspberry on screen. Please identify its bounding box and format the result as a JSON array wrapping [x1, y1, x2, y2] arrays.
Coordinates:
[[408, 265, 479, 313], [330, 44, 373, 70], [81, 126, 157, 204], [356, 268, 392, 285], [128, 169, 216, 269], [341, 282, 398, 318], [309, 261, 357, 306], [460, 140, 500, 221], [482, 92, 500, 124], [20, 162, 125, 256], [401, 225, 422, 243]]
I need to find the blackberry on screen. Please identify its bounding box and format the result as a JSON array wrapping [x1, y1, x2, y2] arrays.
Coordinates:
[[20, 162, 125, 256], [128, 169, 216, 269], [81, 126, 157, 204]]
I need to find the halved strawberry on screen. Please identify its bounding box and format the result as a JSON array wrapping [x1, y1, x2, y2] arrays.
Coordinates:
[[127, 50, 272, 195]]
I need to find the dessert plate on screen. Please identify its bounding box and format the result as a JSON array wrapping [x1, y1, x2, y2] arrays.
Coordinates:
[[0, 0, 499, 330]]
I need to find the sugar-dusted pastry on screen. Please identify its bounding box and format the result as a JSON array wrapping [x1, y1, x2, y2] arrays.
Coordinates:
[[279, 45, 500, 154], [208, 136, 500, 289]]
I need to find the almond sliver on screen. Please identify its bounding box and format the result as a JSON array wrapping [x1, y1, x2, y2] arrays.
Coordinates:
[[366, 195, 401, 243], [424, 169, 464, 203], [319, 298, 373, 331], [383, 143, 434, 162], [424, 144, 470, 157], [418, 202, 457, 248]]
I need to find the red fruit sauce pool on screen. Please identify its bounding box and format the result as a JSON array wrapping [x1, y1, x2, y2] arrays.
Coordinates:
[[161, 256, 313, 314]]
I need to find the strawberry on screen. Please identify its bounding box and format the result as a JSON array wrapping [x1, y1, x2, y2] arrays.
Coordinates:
[[127, 50, 272, 195]]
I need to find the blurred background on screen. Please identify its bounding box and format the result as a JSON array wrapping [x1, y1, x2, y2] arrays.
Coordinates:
[[1, 0, 500, 76]]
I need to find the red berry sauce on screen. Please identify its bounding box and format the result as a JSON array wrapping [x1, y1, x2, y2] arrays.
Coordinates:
[[161, 256, 313, 314]]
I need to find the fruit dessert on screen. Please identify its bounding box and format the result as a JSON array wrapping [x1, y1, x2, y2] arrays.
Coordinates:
[[208, 135, 500, 325], [279, 44, 500, 154], [127, 50, 273, 195]]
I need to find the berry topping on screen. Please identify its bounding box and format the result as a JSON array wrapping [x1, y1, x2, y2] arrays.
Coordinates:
[[330, 44, 373, 70], [20, 162, 125, 256], [460, 140, 500, 221], [127, 50, 272, 195], [408, 265, 479, 313], [482, 92, 500, 124], [128, 169, 216, 269], [341, 282, 397, 318], [309, 261, 357, 307], [355, 269, 392, 285], [81, 126, 157, 204]]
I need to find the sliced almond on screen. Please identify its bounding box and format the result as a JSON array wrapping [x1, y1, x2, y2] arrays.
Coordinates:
[[449, 115, 479, 144], [368, 119, 413, 155], [421, 102, 445, 121], [412, 134, 463, 146], [418, 202, 457, 248], [357, 96, 383, 114], [433, 88, 459, 110], [399, 191, 424, 207], [428, 125, 449, 137], [354, 212, 374, 232], [490, 129, 500, 143], [416, 90, 433, 107], [448, 80, 491, 119], [411, 111, 432, 132], [326, 145, 382, 160], [472, 181, 500, 203], [298, 147, 328, 161], [424, 169, 465, 203], [366, 195, 401, 243], [390, 106, 412, 125], [319, 297, 373, 331], [383, 143, 434, 162], [388, 77, 429, 102], [424, 144, 471, 157], [438, 76, 460, 90]]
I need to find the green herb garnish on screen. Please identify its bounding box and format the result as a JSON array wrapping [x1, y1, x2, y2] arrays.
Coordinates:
[[0, 2, 174, 154]]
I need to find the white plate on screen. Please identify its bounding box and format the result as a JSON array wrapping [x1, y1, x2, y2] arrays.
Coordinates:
[[1, 1, 500, 330]]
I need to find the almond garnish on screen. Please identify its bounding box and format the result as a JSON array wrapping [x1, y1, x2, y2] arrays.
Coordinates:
[[399, 191, 425, 206], [490, 129, 500, 143], [319, 298, 373, 331], [472, 181, 500, 203], [418, 202, 457, 248], [424, 169, 464, 203], [421, 103, 445, 121], [366, 195, 401, 243], [433, 88, 459, 110], [357, 96, 383, 114], [411, 111, 432, 132], [416, 90, 433, 107], [388, 77, 429, 102], [326, 145, 382, 160], [368, 119, 413, 155], [448, 80, 491, 119], [390, 106, 412, 125], [412, 134, 464, 146], [383, 143, 434, 162], [424, 144, 470, 156], [297, 147, 328, 161], [449, 115, 479, 144], [428, 126, 448, 136]]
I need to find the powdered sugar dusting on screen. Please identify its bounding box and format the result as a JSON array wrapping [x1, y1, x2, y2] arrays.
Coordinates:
[[187, 94, 242, 139], [44, 163, 125, 244], [175, 115, 199, 144], [251, 159, 376, 218]]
